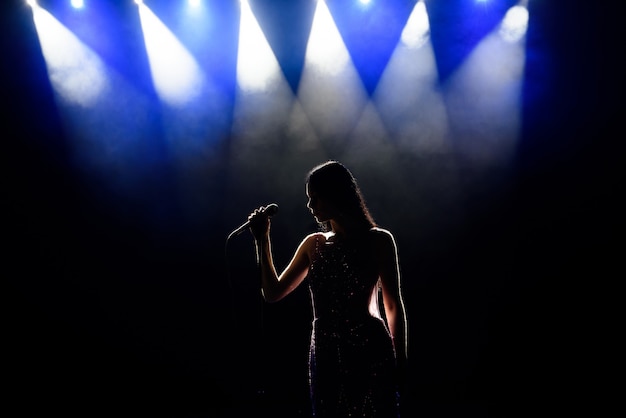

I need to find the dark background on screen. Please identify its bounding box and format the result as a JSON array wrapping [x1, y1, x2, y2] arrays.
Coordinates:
[[2, 0, 621, 417]]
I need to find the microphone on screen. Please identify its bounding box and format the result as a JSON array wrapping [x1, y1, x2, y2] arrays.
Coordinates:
[[228, 203, 279, 238]]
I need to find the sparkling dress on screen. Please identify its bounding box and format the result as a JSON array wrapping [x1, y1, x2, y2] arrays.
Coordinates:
[[306, 233, 400, 418]]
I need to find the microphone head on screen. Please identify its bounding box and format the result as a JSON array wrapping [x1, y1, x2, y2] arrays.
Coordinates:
[[264, 203, 279, 216]]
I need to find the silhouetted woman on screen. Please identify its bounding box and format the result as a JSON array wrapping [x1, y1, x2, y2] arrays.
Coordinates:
[[248, 160, 408, 417]]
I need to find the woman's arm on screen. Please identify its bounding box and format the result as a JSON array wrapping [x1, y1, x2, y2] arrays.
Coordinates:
[[249, 206, 315, 302], [375, 229, 408, 364]]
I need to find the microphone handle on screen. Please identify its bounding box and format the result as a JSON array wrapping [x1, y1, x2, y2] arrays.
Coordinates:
[[227, 203, 279, 240], [231, 220, 252, 237]]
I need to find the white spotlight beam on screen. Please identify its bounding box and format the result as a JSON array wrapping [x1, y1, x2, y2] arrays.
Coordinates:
[[236, 0, 283, 93], [140, 1, 232, 228], [499, 3, 529, 43], [375, 0, 451, 155], [137, 2, 205, 107], [371, 0, 466, 238], [226, 0, 308, 219], [233, 0, 294, 138], [30, 5, 108, 107], [443, 1, 529, 166], [297, 0, 369, 148]]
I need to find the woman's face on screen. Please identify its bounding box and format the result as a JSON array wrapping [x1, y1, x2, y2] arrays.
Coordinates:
[[306, 183, 336, 223]]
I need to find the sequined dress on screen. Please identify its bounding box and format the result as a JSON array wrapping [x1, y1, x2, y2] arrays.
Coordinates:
[[306, 233, 400, 418]]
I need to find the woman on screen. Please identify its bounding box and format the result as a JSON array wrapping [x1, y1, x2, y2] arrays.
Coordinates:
[[248, 160, 408, 417]]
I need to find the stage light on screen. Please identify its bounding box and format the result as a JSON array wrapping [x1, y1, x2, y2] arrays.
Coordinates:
[[71, 0, 84, 9], [442, 1, 528, 165], [26, 0, 37, 7], [183, 0, 207, 19], [137, 2, 205, 106], [499, 4, 529, 43], [374, 0, 449, 155], [305, 0, 350, 76], [298, 0, 369, 142], [30, 6, 108, 107], [400, 0, 430, 49], [230, 3, 302, 216], [359, 0, 372, 6], [237, 0, 282, 92], [134, 0, 143, 5]]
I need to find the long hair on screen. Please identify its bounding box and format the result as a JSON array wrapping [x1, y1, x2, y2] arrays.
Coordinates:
[[306, 160, 376, 231]]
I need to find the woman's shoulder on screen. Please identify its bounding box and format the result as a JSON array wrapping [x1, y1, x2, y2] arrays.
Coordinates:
[[298, 232, 328, 259], [300, 231, 328, 247], [304, 231, 330, 240], [369, 226, 395, 239], [368, 227, 397, 248]]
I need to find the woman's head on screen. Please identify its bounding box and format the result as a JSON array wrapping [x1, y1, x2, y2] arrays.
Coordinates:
[[306, 160, 376, 231]]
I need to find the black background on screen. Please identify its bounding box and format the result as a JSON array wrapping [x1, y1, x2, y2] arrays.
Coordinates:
[[3, 0, 622, 417]]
